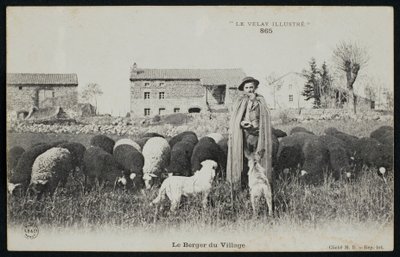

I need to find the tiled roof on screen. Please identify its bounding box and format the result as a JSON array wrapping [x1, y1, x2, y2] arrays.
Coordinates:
[[130, 68, 246, 87], [7, 73, 78, 86]]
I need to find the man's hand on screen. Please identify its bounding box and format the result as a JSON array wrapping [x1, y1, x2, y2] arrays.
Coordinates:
[[240, 121, 252, 128], [248, 93, 256, 101]]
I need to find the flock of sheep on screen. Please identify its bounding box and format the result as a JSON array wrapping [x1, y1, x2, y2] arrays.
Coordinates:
[[7, 125, 393, 215]]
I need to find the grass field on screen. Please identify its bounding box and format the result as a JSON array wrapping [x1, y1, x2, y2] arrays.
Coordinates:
[[6, 118, 394, 251]]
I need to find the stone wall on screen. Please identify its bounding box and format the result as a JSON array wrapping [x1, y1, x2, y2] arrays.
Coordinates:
[[7, 85, 78, 113]]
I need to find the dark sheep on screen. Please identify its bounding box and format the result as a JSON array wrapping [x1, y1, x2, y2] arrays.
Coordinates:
[[300, 137, 330, 184], [8, 143, 56, 195], [275, 132, 317, 178], [57, 142, 86, 174], [370, 126, 393, 140], [113, 144, 145, 191], [165, 140, 196, 177], [168, 131, 198, 148], [318, 135, 352, 180], [90, 135, 115, 155], [290, 126, 315, 135], [272, 127, 287, 138], [324, 127, 359, 155], [143, 132, 165, 138], [8, 146, 25, 175], [353, 137, 393, 180], [217, 137, 228, 157], [82, 146, 129, 189], [370, 126, 394, 147], [191, 137, 227, 180]]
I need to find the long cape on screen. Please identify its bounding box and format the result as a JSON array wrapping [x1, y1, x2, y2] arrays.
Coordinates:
[[226, 94, 273, 189]]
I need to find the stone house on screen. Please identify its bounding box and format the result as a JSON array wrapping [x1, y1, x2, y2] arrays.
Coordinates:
[[129, 64, 246, 117], [264, 72, 313, 110], [7, 73, 79, 116]]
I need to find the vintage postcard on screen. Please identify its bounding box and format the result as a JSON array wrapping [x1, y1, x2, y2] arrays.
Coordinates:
[[6, 6, 394, 252]]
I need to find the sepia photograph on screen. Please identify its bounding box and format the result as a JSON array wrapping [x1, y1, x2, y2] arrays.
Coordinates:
[[6, 6, 394, 252]]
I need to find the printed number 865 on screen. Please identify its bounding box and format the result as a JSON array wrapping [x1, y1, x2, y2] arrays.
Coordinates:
[[260, 28, 273, 33]]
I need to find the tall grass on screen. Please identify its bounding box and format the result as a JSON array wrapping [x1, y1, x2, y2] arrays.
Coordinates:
[[8, 167, 393, 232]]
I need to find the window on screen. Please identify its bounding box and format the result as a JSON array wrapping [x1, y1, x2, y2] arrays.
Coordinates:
[[52, 91, 55, 97], [144, 92, 150, 99], [144, 82, 150, 87], [289, 94, 293, 102], [174, 108, 180, 113], [159, 92, 165, 99], [159, 82, 165, 87], [144, 108, 150, 116], [19, 86, 22, 90], [159, 108, 166, 115]]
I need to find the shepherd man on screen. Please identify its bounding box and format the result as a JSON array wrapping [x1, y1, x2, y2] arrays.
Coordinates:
[[226, 76, 273, 192]]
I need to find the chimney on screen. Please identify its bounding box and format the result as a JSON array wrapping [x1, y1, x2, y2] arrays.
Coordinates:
[[131, 62, 138, 75]]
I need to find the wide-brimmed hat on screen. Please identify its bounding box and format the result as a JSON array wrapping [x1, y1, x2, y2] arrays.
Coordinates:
[[238, 76, 260, 91]]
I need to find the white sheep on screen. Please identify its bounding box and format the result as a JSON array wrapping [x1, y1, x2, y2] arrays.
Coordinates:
[[113, 138, 142, 153], [151, 160, 218, 212], [29, 147, 73, 197], [142, 137, 171, 189], [204, 132, 225, 145], [247, 150, 273, 217]]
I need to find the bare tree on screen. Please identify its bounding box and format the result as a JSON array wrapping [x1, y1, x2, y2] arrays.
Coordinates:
[[333, 41, 369, 114], [81, 83, 103, 114], [266, 72, 283, 109]]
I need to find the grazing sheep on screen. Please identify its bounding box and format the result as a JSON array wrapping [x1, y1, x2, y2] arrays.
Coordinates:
[[275, 132, 316, 176], [204, 133, 224, 145], [143, 132, 165, 138], [57, 142, 86, 174], [370, 126, 394, 147], [300, 137, 330, 184], [29, 147, 73, 197], [353, 137, 393, 181], [168, 131, 198, 148], [247, 150, 273, 217], [319, 135, 353, 179], [217, 137, 228, 157], [8, 143, 56, 195], [7, 146, 25, 175], [290, 126, 315, 135], [142, 137, 171, 189], [82, 146, 129, 189], [113, 144, 145, 191], [191, 137, 227, 181], [151, 160, 218, 212], [370, 126, 393, 141], [272, 127, 287, 138], [114, 138, 142, 152], [90, 135, 115, 155], [324, 127, 359, 154], [165, 140, 196, 177]]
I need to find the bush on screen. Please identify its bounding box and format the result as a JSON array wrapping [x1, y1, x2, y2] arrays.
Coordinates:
[[278, 109, 292, 124], [163, 113, 190, 126], [152, 115, 161, 123]]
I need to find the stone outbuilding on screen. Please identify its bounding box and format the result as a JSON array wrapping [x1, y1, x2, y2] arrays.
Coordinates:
[[129, 63, 246, 117], [7, 73, 79, 117]]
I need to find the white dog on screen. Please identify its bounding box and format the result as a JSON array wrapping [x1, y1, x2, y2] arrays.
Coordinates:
[[247, 149, 273, 217], [151, 160, 218, 212]]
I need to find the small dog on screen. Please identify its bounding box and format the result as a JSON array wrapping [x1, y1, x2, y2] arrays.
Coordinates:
[[246, 149, 273, 217], [151, 160, 218, 212]]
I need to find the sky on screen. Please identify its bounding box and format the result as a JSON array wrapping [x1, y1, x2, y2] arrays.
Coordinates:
[[7, 6, 393, 115]]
